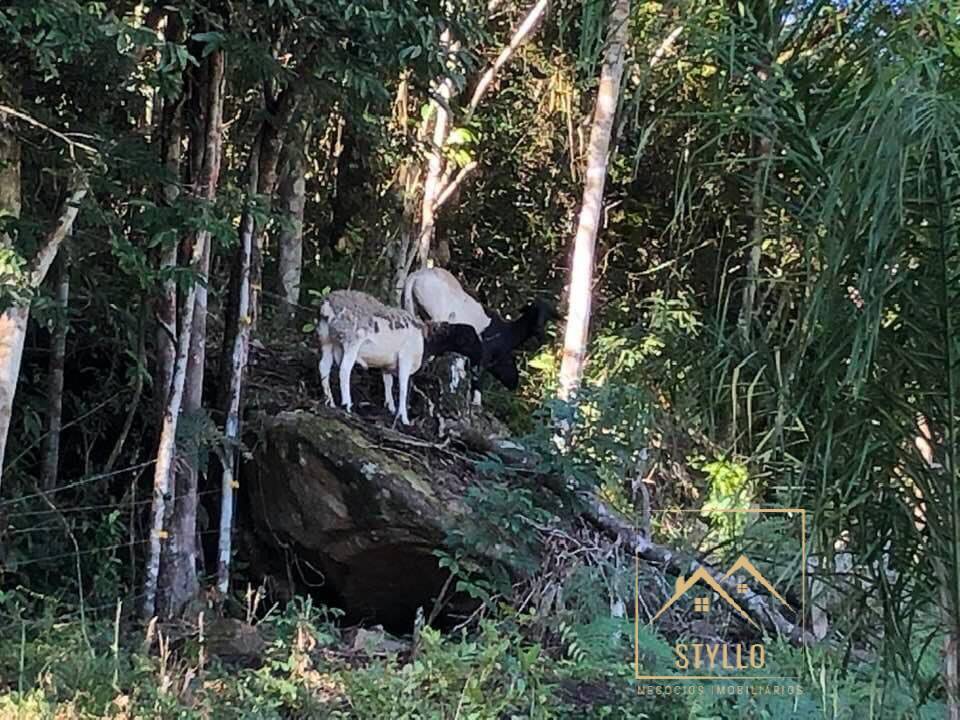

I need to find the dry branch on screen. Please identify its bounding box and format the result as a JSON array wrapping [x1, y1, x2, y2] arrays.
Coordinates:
[[583, 494, 815, 646]]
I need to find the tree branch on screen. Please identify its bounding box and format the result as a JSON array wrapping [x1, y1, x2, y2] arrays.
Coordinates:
[[27, 172, 89, 289], [0, 105, 99, 158], [583, 493, 815, 646], [435, 161, 478, 211], [648, 25, 683, 68], [466, 0, 549, 120]]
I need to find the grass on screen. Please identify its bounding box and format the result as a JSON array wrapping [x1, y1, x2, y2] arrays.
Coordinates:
[[0, 592, 947, 720]]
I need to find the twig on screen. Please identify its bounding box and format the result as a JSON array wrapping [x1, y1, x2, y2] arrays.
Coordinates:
[[105, 305, 147, 473], [435, 161, 479, 210], [0, 105, 99, 158]]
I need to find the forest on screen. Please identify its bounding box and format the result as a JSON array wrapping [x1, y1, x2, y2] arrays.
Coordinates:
[[1, 0, 959, 717]]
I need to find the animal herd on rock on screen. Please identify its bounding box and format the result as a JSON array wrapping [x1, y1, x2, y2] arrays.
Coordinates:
[[316, 267, 557, 425]]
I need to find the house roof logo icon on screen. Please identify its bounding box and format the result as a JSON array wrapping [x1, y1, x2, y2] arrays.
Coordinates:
[[649, 554, 792, 630]]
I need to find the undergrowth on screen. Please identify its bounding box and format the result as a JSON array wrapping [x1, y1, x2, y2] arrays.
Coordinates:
[[0, 589, 945, 719]]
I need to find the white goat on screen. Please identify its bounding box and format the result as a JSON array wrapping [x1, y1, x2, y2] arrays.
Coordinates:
[[316, 290, 481, 424], [403, 268, 557, 401], [403, 267, 492, 332]]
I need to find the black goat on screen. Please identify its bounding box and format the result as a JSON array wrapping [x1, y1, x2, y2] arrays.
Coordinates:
[[403, 268, 558, 400]]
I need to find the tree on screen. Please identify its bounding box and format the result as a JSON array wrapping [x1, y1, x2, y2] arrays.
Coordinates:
[[389, 0, 550, 302], [557, 0, 631, 401], [276, 120, 308, 323], [0, 113, 88, 489], [40, 249, 69, 489], [156, 40, 227, 619]]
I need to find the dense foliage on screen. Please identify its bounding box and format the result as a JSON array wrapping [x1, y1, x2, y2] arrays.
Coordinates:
[[1, 0, 959, 716]]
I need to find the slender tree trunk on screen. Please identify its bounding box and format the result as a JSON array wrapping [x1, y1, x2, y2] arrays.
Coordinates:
[[739, 70, 771, 347], [390, 162, 424, 304], [0, 167, 87, 489], [142, 234, 204, 620], [0, 104, 23, 486], [417, 29, 456, 267], [388, 74, 424, 303], [216, 80, 299, 592], [157, 47, 225, 618], [217, 145, 258, 595], [276, 121, 307, 323], [250, 90, 299, 331], [41, 249, 70, 490], [219, 87, 300, 405], [557, 0, 630, 400], [156, 89, 184, 416]]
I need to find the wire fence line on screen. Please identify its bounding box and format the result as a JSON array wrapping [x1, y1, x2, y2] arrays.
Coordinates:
[[1, 389, 129, 476], [0, 591, 152, 633], [1, 527, 234, 635], [3, 488, 221, 575], [6, 487, 222, 520], [9, 539, 149, 569], [3, 514, 228, 570], [0, 459, 157, 509]]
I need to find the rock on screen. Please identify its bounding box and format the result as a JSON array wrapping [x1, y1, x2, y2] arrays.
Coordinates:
[[347, 625, 410, 656], [242, 408, 477, 630], [204, 618, 265, 667]]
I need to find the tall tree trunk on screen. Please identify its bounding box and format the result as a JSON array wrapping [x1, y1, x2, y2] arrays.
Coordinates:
[[217, 79, 302, 424], [155, 87, 184, 417], [219, 85, 301, 408], [41, 249, 70, 490], [276, 121, 307, 324], [0, 152, 86, 490], [142, 233, 205, 620], [388, 74, 425, 303], [0, 99, 23, 487], [557, 0, 630, 400], [250, 88, 300, 331], [157, 47, 225, 618], [216, 80, 301, 593], [217, 136, 260, 595], [738, 67, 771, 348]]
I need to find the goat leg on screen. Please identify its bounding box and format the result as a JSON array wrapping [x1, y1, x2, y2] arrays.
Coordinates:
[[382, 372, 396, 414], [338, 342, 362, 413], [397, 357, 414, 425], [319, 344, 336, 408]]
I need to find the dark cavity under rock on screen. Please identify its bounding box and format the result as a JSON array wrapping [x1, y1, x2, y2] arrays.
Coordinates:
[[241, 408, 484, 631]]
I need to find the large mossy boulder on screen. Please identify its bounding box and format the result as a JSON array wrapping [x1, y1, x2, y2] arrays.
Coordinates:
[[241, 408, 479, 629]]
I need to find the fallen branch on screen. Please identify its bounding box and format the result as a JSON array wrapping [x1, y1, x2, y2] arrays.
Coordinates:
[[582, 493, 815, 646]]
